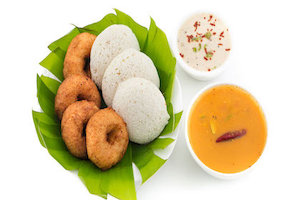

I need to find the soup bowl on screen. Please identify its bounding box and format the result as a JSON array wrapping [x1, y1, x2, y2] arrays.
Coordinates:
[[185, 82, 268, 179]]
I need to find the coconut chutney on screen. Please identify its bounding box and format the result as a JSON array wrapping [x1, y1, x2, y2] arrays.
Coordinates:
[[177, 13, 231, 72]]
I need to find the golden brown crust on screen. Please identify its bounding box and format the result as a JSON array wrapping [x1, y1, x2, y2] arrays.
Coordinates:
[[55, 75, 101, 119], [86, 108, 129, 170], [63, 32, 96, 79], [61, 101, 99, 159]]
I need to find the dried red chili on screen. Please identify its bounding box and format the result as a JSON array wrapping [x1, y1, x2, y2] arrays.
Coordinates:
[[220, 31, 224, 37], [193, 21, 200, 31], [186, 35, 194, 43], [216, 129, 247, 143]]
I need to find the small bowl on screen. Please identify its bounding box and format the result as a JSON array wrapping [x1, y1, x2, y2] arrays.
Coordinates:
[[185, 82, 268, 179], [174, 12, 231, 81]]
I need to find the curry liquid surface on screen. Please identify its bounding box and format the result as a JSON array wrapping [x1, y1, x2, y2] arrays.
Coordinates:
[[188, 85, 267, 173]]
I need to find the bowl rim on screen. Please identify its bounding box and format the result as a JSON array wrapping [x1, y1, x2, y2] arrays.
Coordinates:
[[173, 11, 232, 80], [184, 82, 268, 179]]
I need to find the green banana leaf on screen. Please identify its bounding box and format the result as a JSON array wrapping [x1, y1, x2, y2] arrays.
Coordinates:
[[33, 9, 182, 200]]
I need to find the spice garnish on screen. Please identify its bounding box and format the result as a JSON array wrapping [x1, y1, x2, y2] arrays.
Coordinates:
[[220, 31, 224, 37], [193, 21, 200, 31], [210, 23, 216, 26], [179, 53, 184, 58], [225, 48, 231, 51], [208, 15, 213, 22], [186, 35, 194, 43], [216, 129, 247, 143]]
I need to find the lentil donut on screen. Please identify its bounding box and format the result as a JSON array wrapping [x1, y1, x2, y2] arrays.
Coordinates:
[[64, 32, 97, 78], [86, 108, 129, 170], [61, 100, 99, 159], [55, 75, 101, 119]]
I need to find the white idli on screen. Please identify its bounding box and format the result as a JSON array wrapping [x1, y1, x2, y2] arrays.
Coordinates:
[[90, 25, 140, 89], [102, 48, 160, 106], [112, 78, 169, 144]]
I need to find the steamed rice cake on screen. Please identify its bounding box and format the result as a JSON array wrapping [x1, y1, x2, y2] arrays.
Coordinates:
[[112, 78, 169, 144], [90, 25, 140, 89], [102, 48, 160, 106]]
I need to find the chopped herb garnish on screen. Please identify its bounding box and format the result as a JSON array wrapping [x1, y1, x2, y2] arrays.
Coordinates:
[[198, 43, 202, 51], [226, 114, 232, 120], [192, 47, 197, 52], [191, 36, 201, 42], [206, 52, 213, 58], [205, 31, 212, 40]]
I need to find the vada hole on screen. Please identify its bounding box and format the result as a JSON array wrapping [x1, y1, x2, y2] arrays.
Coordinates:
[[106, 126, 119, 145]]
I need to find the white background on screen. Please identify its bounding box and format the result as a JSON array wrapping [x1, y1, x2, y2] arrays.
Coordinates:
[[1, 0, 300, 199]]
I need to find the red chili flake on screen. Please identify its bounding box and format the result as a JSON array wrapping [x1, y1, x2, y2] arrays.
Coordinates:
[[210, 23, 216, 26], [208, 69, 211, 71], [186, 35, 194, 43], [216, 129, 247, 143], [204, 47, 208, 54], [219, 38, 221, 40], [220, 31, 224, 37], [179, 53, 184, 58], [225, 48, 231, 51], [204, 57, 208, 61], [218, 43, 223, 46], [204, 17, 206, 19], [210, 28, 213, 31], [208, 15, 213, 22], [213, 32, 216, 35], [193, 21, 200, 31]]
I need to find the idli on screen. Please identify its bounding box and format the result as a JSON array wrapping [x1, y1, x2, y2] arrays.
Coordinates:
[[102, 48, 160, 106], [112, 78, 170, 144], [90, 25, 140, 89]]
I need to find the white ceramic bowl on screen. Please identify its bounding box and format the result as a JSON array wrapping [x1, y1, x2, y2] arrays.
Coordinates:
[[173, 12, 231, 81], [185, 82, 267, 179]]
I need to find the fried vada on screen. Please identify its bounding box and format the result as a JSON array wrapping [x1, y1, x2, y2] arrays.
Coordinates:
[[55, 75, 101, 119], [61, 100, 99, 159], [86, 108, 129, 170], [64, 32, 96, 78]]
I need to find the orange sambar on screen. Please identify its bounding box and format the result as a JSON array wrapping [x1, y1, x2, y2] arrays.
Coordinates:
[[188, 84, 267, 173]]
